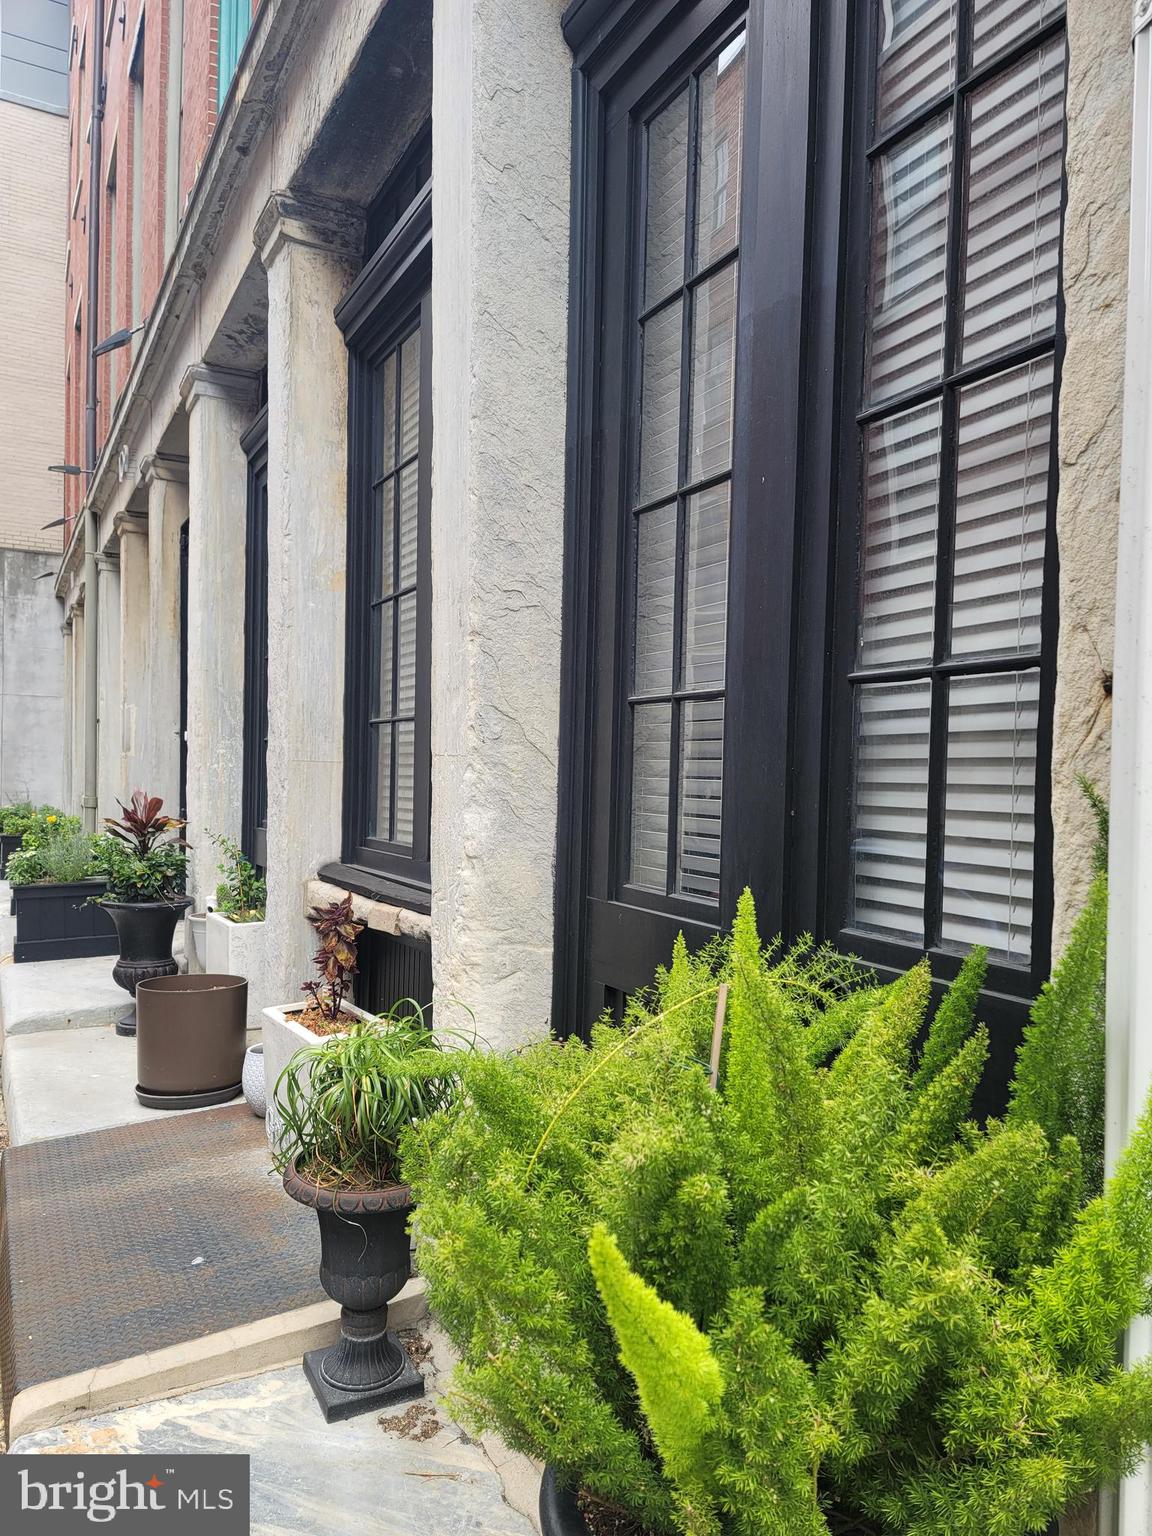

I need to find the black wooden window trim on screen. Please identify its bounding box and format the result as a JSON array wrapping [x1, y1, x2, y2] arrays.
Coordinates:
[[556, 0, 1067, 1056], [805, 2, 1066, 1018], [240, 405, 269, 872], [332, 183, 433, 910]]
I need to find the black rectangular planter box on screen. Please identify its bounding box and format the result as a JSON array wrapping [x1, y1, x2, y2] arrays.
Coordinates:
[[13, 880, 117, 963], [0, 833, 22, 877]]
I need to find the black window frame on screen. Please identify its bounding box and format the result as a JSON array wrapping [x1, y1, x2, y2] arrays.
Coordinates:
[[241, 404, 269, 872], [556, 0, 1066, 1077], [329, 182, 433, 912]]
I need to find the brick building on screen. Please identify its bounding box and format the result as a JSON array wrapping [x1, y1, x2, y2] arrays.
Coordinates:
[[0, 0, 68, 804]]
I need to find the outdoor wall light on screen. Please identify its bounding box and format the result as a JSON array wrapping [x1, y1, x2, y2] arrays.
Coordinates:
[[47, 464, 83, 475], [92, 323, 144, 357]]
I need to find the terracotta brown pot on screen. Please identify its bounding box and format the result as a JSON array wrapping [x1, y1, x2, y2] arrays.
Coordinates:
[[135, 972, 247, 1109]]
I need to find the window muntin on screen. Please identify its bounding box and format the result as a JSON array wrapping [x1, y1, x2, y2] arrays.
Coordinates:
[[624, 27, 746, 906], [847, 3, 1065, 967]]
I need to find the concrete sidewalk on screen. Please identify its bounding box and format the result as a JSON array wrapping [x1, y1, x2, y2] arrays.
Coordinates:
[[11, 1325, 542, 1536]]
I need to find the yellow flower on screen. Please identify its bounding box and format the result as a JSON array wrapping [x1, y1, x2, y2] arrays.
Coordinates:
[[46, 815, 57, 823]]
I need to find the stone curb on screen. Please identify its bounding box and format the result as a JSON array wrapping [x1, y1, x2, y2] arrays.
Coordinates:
[[8, 1276, 428, 1442]]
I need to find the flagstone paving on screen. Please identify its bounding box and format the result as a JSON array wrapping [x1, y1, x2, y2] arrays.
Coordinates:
[[11, 1326, 542, 1536]]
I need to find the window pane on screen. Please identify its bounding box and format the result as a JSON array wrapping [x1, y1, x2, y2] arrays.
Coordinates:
[[684, 484, 729, 688], [858, 401, 941, 670], [396, 593, 417, 717], [972, 0, 1062, 68], [950, 355, 1052, 658], [689, 260, 737, 483], [942, 670, 1038, 962], [629, 702, 672, 891], [960, 37, 1065, 366], [394, 721, 416, 848], [398, 464, 419, 590], [865, 114, 953, 406], [645, 88, 689, 307], [634, 503, 677, 695], [695, 31, 746, 270], [399, 327, 421, 462], [850, 681, 931, 943], [375, 604, 394, 720], [372, 723, 393, 841], [638, 300, 683, 503], [877, 0, 957, 136], [378, 481, 395, 599], [677, 698, 724, 901], [380, 351, 397, 475]]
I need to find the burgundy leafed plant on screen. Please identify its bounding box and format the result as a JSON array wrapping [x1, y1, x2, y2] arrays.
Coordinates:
[[303, 892, 365, 1023], [104, 789, 188, 855]]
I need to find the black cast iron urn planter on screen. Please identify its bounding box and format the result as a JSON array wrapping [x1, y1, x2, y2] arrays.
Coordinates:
[[540, 1468, 594, 1536], [102, 897, 192, 1037], [283, 1162, 424, 1423]]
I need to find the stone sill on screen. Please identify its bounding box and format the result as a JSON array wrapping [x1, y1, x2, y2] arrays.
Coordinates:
[[305, 878, 431, 945]]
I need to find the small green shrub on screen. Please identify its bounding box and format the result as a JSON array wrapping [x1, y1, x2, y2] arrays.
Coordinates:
[[208, 831, 266, 922], [404, 894, 1152, 1536], [272, 1010, 469, 1189], [5, 847, 46, 885], [39, 832, 100, 884], [95, 790, 188, 903]]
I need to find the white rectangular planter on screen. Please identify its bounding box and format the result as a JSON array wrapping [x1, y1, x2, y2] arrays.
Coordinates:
[[205, 910, 268, 1028], [262, 1000, 375, 1153]]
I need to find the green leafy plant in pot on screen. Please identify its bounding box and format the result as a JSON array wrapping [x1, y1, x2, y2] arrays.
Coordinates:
[[95, 790, 190, 1037], [403, 890, 1152, 1536], [273, 1009, 469, 1422]]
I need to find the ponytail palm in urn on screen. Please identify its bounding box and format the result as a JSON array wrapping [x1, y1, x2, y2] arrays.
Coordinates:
[[97, 790, 190, 1037], [274, 1011, 468, 1422]]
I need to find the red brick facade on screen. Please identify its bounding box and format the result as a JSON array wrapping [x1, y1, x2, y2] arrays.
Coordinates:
[[63, 0, 258, 540]]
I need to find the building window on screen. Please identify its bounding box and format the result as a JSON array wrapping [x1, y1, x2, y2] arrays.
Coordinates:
[[242, 406, 269, 872], [335, 177, 432, 903], [0, 0, 69, 114], [217, 0, 251, 111], [838, 1, 1065, 973], [105, 143, 118, 392], [129, 17, 144, 333]]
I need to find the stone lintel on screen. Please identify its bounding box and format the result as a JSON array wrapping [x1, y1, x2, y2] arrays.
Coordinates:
[[255, 190, 366, 271], [305, 878, 432, 945], [179, 363, 262, 415], [95, 551, 120, 574], [138, 453, 190, 488]]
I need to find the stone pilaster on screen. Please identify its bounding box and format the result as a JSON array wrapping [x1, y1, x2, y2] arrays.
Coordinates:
[[140, 454, 189, 819], [180, 368, 260, 905], [114, 512, 150, 797], [94, 551, 122, 821], [430, 0, 570, 1046], [256, 191, 363, 1000]]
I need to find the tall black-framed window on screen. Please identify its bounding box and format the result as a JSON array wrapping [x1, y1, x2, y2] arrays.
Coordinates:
[[557, 0, 1068, 1059], [820, 0, 1066, 1010], [241, 405, 269, 872], [331, 181, 432, 908]]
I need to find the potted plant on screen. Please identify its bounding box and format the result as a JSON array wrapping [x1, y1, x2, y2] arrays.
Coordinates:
[[0, 800, 36, 875], [134, 972, 249, 1110], [262, 892, 373, 1150], [204, 832, 267, 1024], [273, 1010, 466, 1421], [94, 789, 190, 1037], [403, 892, 1152, 1536], [8, 830, 117, 963]]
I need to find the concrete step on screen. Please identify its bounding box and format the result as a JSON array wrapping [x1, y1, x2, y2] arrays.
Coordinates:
[[0, 953, 131, 1036]]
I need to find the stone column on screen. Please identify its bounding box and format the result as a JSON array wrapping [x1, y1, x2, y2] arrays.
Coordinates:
[[95, 551, 122, 821], [430, 0, 570, 1047], [255, 191, 362, 1002], [61, 620, 74, 813], [180, 367, 260, 905], [115, 512, 150, 796], [69, 603, 86, 819], [141, 454, 189, 818]]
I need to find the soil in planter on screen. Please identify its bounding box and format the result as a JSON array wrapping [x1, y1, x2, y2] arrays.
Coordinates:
[[576, 1493, 657, 1536], [285, 1005, 364, 1037]]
